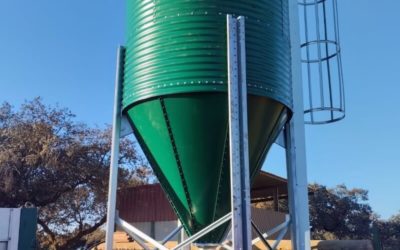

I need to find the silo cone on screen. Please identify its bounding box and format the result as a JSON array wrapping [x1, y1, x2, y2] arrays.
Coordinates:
[[123, 0, 292, 243]]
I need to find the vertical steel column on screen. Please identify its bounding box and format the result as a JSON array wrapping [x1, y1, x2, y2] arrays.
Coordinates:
[[286, 0, 311, 249], [105, 46, 125, 250], [177, 220, 190, 250], [227, 15, 252, 250]]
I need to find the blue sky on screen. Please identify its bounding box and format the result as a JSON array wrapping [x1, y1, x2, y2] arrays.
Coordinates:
[[0, 1, 399, 219]]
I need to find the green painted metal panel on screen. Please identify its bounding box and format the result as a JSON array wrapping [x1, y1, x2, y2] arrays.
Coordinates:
[[247, 95, 289, 180], [18, 208, 37, 250], [123, 0, 292, 243], [161, 94, 229, 242], [123, 0, 292, 110], [125, 93, 288, 242], [126, 100, 193, 226]]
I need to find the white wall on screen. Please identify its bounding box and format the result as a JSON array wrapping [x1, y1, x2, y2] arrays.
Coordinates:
[[132, 220, 180, 241], [0, 208, 21, 250]]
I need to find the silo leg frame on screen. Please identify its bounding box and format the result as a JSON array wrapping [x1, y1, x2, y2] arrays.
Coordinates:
[[105, 3, 311, 249]]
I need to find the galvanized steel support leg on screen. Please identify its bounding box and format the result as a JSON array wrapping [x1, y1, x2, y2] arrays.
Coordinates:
[[105, 46, 125, 250], [178, 220, 190, 250], [227, 15, 252, 250], [116, 216, 169, 250], [286, 0, 311, 249], [284, 123, 311, 250], [126, 231, 152, 250]]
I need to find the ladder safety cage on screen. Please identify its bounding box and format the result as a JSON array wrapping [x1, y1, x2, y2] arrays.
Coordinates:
[[299, 0, 345, 124]]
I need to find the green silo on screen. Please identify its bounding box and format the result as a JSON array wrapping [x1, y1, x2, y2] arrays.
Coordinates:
[[123, 0, 292, 243]]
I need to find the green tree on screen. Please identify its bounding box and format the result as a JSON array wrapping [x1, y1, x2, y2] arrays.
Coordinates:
[[0, 98, 150, 249], [253, 183, 374, 240], [374, 212, 400, 249], [309, 184, 373, 240]]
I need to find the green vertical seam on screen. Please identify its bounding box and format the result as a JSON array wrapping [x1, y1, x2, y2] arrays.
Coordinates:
[[210, 123, 230, 241], [212, 121, 229, 222], [123, 109, 192, 235], [159, 97, 197, 230]]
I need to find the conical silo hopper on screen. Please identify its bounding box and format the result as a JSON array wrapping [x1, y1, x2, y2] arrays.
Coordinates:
[[123, 0, 292, 243]]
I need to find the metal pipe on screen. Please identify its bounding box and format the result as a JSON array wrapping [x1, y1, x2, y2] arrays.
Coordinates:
[[333, 0, 345, 112], [322, 0, 335, 120], [303, 0, 315, 123], [105, 46, 125, 250], [314, 0, 325, 108], [125, 230, 151, 250], [171, 213, 231, 250], [251, 221, 272, 250], [161, 225, 183, 245], [251, 218, 291, 245], [271, 216, 291, 249], [116, 216, 169, 250]]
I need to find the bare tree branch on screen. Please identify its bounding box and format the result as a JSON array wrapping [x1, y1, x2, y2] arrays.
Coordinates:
[[61, 215, 107, 249], [38, 218, 56, 242]]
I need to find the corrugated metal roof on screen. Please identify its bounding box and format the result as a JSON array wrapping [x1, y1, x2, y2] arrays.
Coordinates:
[[117, 171, 289, 223], [117, 184, 177, 222], [251, 171, 288, 202]]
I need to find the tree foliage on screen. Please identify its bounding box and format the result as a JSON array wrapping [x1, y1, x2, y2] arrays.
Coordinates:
[[309, 183, 373, 240], [374, 212, 400, 249], [254, 183, 400, 248], [0, 98, 151, 249]]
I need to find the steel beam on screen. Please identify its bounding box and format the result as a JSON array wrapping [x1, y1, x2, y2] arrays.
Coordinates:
[[125, 231, 151, 250], [286, 0, 311, 249], [105, 46, 125, 250], [251, 216, 290, 246], [171, 212, 232, 250], [227, 15, 252, 250], [161, 225, 183, 245], [116, 216, 169, 250], [271, 222, 290, 250], [251, 221, 272, 250]]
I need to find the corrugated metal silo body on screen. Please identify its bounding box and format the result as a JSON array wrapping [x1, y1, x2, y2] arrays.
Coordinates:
[[123, 0, 292, 243]]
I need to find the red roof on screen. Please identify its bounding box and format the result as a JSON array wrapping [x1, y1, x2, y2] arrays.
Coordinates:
[[117, 184, 177, 222], [117, 171, 289, 223]]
